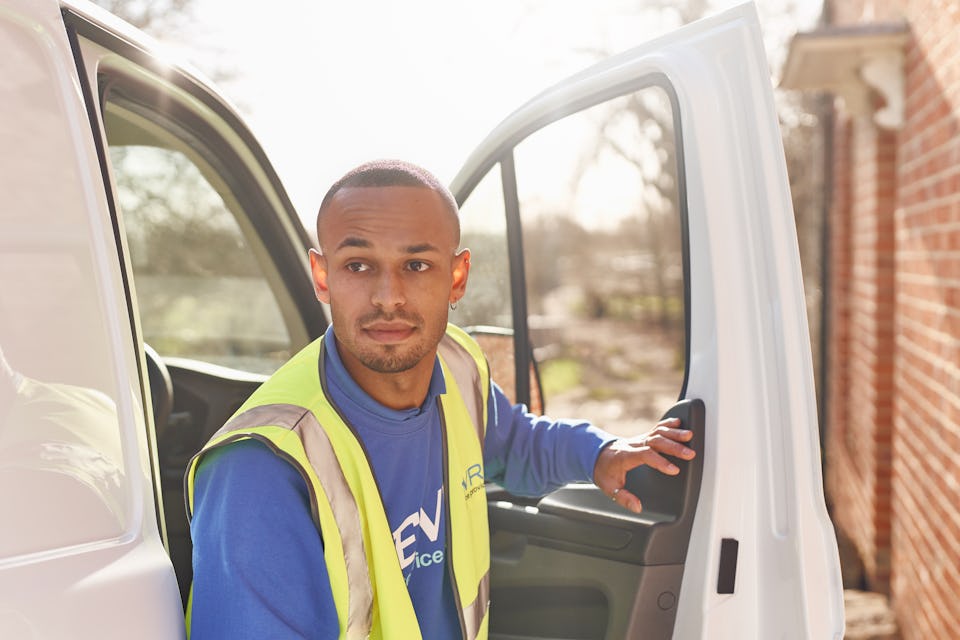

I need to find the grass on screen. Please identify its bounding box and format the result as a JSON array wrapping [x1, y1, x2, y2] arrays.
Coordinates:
[[539, 358, 583, 398]]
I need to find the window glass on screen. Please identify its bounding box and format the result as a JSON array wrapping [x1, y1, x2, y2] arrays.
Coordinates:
[[104, 103, 294, 374], [0, 22, 131, 557], [513, 86, 685, 435], [452, 167, 538, 407], [451, 167, 511, 329]]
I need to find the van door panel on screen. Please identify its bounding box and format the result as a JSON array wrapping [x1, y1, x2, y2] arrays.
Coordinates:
[[0, 2, 184, 637], [488, 400, 703, 640], [452, 5, 844, 638]]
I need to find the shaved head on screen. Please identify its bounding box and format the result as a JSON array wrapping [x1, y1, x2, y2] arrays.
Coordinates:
[[316, 159, 460, 250], [307, 162, 472, 408]]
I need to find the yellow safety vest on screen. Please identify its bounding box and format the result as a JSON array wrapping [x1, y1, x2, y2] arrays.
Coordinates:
[[185, 324, 491, 640]]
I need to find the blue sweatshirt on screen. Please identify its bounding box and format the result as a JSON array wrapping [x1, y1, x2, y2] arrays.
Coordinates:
[[189, 327, 615, 639]]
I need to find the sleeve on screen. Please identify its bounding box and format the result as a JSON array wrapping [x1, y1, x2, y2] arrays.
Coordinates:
[[189, 439, 339, 640], [482, 381, 617, 497]]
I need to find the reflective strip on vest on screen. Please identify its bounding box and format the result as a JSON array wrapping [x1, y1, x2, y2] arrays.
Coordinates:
[[462, 569, 490, 640], [215, 404, 374, 638], [436, 328, 491, 640], [437, 336, 485, 443]]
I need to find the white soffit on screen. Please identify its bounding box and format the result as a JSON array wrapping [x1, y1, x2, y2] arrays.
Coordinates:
[[780, 22, 909, 129]]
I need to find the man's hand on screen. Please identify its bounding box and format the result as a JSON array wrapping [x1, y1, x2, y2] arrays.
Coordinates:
[[593, 417, 696, 513]]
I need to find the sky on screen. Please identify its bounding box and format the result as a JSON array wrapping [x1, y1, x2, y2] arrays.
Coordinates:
[[162, 0, 824, 228]]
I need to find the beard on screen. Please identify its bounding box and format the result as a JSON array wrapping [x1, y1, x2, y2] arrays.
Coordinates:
[[343, 308, 447, 374], [357, 342, 429, 373]]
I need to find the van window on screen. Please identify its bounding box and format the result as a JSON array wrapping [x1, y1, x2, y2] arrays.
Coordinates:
[[456, 84, 686, 432], [514, 86, 685, 434], [103, 99, 299, 374], [452, 169, 512, 329]]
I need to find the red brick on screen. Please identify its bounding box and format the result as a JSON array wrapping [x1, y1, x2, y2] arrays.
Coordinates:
[[825, 3, 960, 634]]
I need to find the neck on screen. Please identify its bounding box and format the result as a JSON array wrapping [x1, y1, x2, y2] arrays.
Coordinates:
[[337, 344, 436, 411]]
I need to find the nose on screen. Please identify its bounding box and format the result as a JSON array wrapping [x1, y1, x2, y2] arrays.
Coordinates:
[[370, 270, 405, 310]]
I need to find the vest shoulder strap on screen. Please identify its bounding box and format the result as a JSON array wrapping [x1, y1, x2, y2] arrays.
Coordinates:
[[438, 324, 490, 442]]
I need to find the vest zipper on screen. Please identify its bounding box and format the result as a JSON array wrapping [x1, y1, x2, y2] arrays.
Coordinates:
[[438, 396, 469, 640]]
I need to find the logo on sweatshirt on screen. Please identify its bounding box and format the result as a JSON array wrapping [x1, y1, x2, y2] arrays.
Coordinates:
[[461, 463, 484, 501], [393, 488, 443, 572]]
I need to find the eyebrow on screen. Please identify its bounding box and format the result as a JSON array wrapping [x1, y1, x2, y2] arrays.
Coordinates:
[[333, 237, 440, 254], [335, 236, 371, 251], [404, 243, 440, 254]]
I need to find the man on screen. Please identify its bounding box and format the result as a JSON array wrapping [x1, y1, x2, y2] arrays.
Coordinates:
[[186, 160, 695, 639]]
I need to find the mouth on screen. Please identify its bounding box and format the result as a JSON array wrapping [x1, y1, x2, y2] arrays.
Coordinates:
[[361, 321, 417, 344]]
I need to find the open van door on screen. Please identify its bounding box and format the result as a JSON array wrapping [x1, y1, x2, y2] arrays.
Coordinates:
[[2, 1, 323, 637], [448, 4, 845, 638], [63, 0, 327, 609], [0, 1, 184, 637]]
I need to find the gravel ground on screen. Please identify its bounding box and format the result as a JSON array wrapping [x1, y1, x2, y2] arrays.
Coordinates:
[[843, 590, 900, 639], [838, 530, 900, 638]]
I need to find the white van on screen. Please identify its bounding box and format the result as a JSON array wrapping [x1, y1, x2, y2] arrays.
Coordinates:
[[0, 0, 844, 637]]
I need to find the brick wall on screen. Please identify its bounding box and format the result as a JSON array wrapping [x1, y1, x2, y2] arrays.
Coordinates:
[[825, 112, 896, 593], [824, 1, 960, 637], [891, 5, 960, 635]]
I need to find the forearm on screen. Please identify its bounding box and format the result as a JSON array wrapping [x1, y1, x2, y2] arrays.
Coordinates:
[[482, 383, 616, 496]]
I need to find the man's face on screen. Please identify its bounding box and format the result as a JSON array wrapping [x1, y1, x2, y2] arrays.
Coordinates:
[[311, 185, 469, 379]]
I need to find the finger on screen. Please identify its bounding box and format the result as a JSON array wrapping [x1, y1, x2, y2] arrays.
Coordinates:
[[598, 477, 625, 497], [652, 426, 694, 442], [612, 487, 643, 514], [645, 433, 696, 460], [619, 449, 681, 475], [645, 450, 681, 475], [617, 433, 694, 460], [621, 427, 693, 450]]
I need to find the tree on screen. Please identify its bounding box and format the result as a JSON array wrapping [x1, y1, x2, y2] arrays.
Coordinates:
[[570, 87, 682, 330], [566, 0, 825, 338]]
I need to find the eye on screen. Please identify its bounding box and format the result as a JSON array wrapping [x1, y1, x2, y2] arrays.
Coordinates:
[[407, 260, 431, 273], [346, 262, 370, 273]]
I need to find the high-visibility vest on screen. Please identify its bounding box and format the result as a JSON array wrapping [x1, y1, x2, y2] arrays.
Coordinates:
[[185, 324, 491, 640]]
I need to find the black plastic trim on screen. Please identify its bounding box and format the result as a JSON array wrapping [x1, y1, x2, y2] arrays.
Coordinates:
[[490, 399, 705, 566], [500, 153, 532, 407], [717, 538, 739, 594]]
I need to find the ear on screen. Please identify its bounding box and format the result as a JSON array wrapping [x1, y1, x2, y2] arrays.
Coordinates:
[[450, 248, 470, 304], [309, 248, 331, 304]]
